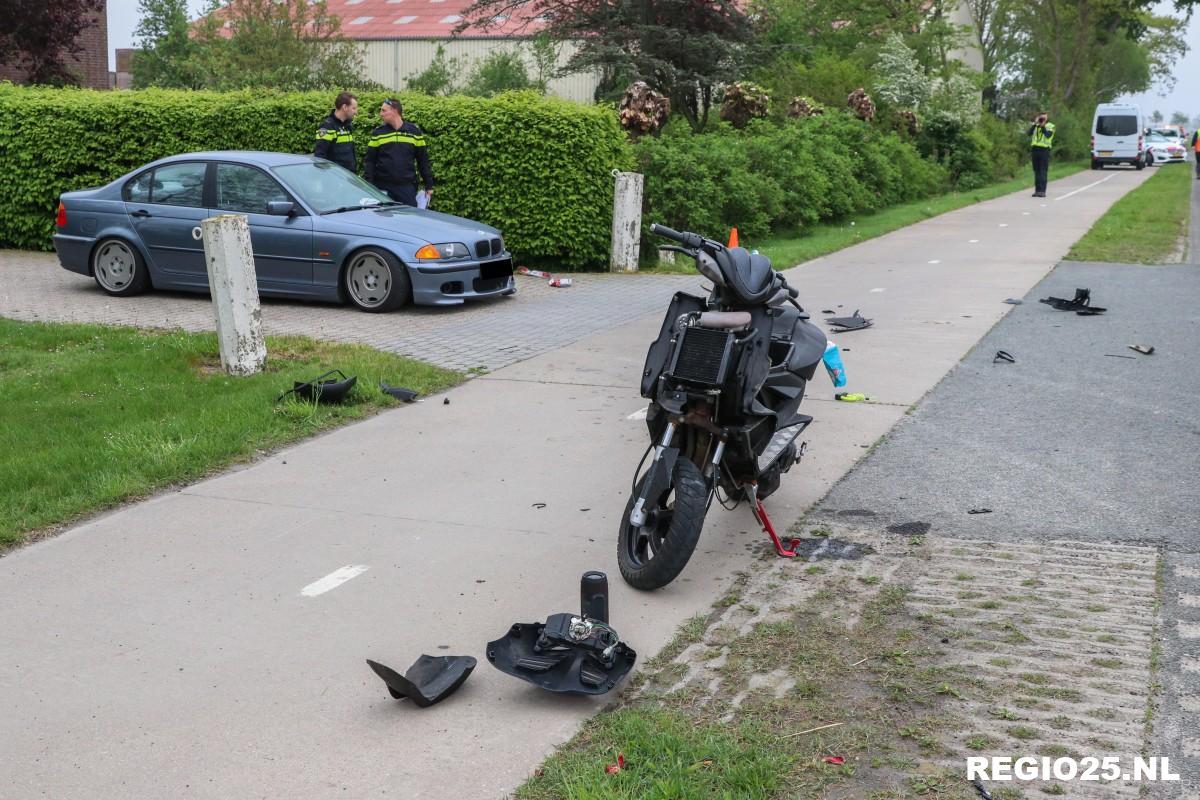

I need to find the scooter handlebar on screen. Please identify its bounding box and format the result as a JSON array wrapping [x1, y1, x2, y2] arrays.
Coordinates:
[[649, 223, 703, 249]]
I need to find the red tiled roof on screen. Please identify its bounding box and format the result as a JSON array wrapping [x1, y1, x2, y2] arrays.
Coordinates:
[[331, 0, 543, 39]]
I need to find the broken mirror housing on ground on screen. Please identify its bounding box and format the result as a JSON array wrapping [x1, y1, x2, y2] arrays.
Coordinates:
[[380, 381, 419, 402], [366, 655, 476, 707], [487, 571, 636, 695]]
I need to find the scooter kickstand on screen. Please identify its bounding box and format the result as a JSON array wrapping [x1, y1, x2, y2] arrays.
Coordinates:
[[751, 497, 801, 558]]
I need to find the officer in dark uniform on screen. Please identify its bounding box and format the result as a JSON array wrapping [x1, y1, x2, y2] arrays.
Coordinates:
[[313, 92, 359, 173], [364, 98, 435, 207]]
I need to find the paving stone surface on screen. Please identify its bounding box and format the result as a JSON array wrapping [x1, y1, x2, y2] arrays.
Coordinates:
[[0, 250, 698, 371], [635, 520, 1165, 799]]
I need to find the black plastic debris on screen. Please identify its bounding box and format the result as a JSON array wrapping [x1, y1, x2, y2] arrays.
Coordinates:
[[366, 655, 476, 707], [967, 508, 993, 515], [1129, 344, 1155, 355], [825, 310, 873, 331], [277, 369, 357, 404], [1003, 298, 1023, 305], [487, 572, 636, 695], [380, 381, 419, 402], [1039, 288, 1106, 315], [972, 779, 994, 800], [992, 350, 1015, 364]]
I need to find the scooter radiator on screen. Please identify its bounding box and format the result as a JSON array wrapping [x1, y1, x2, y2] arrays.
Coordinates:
[[668, 327, 734, 386]]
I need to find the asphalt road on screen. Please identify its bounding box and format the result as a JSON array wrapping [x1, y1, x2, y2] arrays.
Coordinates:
[[812, 259, 1200, 796]]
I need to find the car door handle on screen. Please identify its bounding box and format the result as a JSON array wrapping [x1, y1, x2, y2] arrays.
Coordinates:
[[130, 209, 152, 218]]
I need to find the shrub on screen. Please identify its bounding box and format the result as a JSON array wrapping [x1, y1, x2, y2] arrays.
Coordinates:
[[974, 114, 1026, 180], [0, 84, 631, 267], [945, 128, 994, 190], [636, 111, 947, 250]]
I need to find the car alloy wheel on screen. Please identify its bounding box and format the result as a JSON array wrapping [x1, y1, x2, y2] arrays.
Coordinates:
[[343, 247, 411, 312], [91, 238, 150, 296]]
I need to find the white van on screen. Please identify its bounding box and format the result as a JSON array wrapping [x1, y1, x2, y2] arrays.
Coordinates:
[[1092, 103, 1150, 170]]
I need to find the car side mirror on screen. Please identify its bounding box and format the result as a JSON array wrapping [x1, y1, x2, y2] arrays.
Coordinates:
[[267, 201, 295, 216]]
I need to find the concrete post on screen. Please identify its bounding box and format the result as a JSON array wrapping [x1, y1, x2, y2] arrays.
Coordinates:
[[200, 214, 266, 376], [610, 170, 643, 273]]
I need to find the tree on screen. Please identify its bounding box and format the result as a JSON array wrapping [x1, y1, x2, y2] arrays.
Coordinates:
[[458, 0, 756, 130], [131, 0, 207, 89], [407, 45, 462, 95], [978, 0, 1191, 113], [133, 0, 374, 90], [0, 0, 105, 85], [1170, 111, 1189, 125], [192, 0, 371, 91], [528, 34, 559, 94], [463, 50, 534, 96], [964, 0, 1023, 108], [1151, 109, 1165, 122], [874, 33, 932, 110]]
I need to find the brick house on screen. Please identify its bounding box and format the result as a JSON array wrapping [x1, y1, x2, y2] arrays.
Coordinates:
[[0, 0, 109, 89]]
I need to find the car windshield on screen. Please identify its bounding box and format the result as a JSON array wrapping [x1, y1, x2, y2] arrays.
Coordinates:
[[274, 161, 393, 214], [1147, 134, 1167, 142]]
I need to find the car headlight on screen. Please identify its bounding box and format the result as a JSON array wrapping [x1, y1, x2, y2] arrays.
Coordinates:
[[415, 242, 470, 260]]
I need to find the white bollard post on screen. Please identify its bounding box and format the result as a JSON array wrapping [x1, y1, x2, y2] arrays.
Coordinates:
[[200, 214, 266, 376], [610, 170, 643, 273]]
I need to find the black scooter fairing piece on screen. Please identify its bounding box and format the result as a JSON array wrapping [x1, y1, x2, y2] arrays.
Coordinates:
[[380, 381, 419, 402], [366, 655, 476, 707], [278, 369, 358, 404], [825, 310, 873, 331], [1039, 288, 1106, 315], [487, 619, 636, 695]]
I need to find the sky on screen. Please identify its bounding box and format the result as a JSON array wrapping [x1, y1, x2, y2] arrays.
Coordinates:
[[105, 0, 1199, 119]]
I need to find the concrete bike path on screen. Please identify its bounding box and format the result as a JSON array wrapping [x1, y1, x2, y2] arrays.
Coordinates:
[[0, 167, 1151, 799]]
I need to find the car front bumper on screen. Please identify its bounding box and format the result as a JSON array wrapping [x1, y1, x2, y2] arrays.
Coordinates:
[[410, 256, 516, 306], [1150, 150, 1186, 163]]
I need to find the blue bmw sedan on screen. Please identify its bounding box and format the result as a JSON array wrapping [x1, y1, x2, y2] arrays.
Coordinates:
[[53, 151, 516, 311]]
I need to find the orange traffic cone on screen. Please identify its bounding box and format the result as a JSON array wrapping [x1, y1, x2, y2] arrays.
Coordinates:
[[727, 227, 739, 248]]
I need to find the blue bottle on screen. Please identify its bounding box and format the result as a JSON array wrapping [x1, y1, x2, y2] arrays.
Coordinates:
[[822, 340, 847, 387]]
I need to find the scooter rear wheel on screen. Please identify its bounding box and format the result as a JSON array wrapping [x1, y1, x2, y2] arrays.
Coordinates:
[[617, 458, 709, 590]]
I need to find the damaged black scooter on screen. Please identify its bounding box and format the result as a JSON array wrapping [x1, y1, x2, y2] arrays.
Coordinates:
[[618, 224, 829, 590]]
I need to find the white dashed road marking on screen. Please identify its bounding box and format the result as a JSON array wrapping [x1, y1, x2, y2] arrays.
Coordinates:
[[627, 407, 648, 421], [1055, 173, 1117, 201], [301, 565, 369, 597]]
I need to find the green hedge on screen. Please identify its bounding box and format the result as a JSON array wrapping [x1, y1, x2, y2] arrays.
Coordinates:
[[0, 85, 631, 267], [635, 113, 947, 245]]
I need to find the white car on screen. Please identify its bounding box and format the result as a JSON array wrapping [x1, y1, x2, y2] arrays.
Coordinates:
[[1146, 133, 1187, 164], [1150, 127, 1184, 147]]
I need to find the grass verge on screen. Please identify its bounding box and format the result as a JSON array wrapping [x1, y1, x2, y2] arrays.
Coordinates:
[[0, 318, 461, 549], [637, 162, 1087, 275], [1066, 163, 1192, 263]]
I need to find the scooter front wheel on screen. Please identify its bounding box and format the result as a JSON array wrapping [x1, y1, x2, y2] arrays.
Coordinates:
[[617, 458, 709, 590]]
